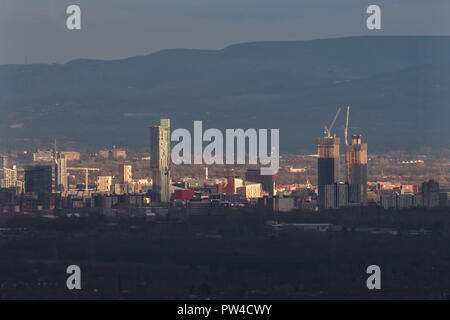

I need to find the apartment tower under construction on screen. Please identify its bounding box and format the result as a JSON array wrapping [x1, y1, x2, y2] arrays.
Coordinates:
[[345, 134, 368, 202], [317, 136, 340, 209]]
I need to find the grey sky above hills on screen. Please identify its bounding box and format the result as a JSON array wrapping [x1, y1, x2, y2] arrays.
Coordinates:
[[0, 36, 449, 152], [1, 0, 449, 64]]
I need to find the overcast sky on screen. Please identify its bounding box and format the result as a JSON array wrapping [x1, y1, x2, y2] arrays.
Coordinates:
[[1, 0, 449, 64]]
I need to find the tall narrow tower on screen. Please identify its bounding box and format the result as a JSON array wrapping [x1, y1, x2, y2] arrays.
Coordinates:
[[53, 139, 68, 192], [317, 136, 340, 209], [0, 155, 8, 169], [346, 134, 368, 202], [119, 164, 133, 184], [55, 156, 68, 192], [150, 119, 171, 203]]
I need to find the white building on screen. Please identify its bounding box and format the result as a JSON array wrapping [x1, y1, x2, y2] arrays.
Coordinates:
[[55, 157, 68, 191], [33, 150, 54, 162], [0, 166, 23, 192], [237, 183, 262, 199], [97, 176, 112, 193]]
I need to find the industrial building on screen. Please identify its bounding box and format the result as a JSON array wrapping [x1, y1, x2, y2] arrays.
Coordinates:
[[55, 157, 68, 192]]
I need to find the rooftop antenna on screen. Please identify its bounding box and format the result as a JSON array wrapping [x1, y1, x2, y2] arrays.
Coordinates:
[[324, 107, 341, 137]]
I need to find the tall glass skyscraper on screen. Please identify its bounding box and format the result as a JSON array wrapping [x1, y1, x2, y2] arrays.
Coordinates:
[[317, 136, 340, 209], [345, 134, 368, 203], [150, 119, 171, 203]]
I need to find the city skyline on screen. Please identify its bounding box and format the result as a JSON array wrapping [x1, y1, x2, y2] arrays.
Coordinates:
[[1, 115, 447, 209], [0, 1, 449, 301]]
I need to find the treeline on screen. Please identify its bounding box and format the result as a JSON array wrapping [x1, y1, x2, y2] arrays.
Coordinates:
[[0, 206, 449, 299]]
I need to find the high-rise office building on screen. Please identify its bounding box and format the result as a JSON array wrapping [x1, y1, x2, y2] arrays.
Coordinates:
[[24, 165, 52, 193], [119, 164, 133, 184], [0, 155, 8, 169], [322, 184, 337, 209], [322, 183, 348, 209], [345, 134, 368, 202], [422, 180, 439, 208], [150, 119, 171, 203], [317, 136, 340, 209], [55, 157, 68, 192], [348, 183, 362, 204]]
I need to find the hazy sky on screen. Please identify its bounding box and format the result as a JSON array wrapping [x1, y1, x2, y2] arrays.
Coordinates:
[[1, 0, 449, 64]]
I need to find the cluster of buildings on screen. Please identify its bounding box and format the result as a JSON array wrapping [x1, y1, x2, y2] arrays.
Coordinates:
[[32, 149, 80, 162], [0, 155, 23, 191], [96, 164, 151, 194], [316, 107, 369, 209], [98, 146, 127, 160], [148, 119, 315, 214], [0, 113, 448, 217], [378, 180, 444, 210]]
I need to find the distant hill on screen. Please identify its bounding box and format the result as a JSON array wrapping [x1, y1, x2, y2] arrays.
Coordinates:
[[1, 36, 449, 152]]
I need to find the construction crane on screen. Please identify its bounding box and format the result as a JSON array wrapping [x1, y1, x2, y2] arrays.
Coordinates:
[[67, 167, 100, 191], [344, 106, 350, 146], [344, 106, 351, 183], [324, 107, 341, 137]]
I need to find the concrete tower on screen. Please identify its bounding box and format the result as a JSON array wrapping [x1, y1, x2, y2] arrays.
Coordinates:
[[150, 119, 171, 203], [55, 156, 68, 192], [119, 164, 133, 184], [0, 155, 8, 169], [345, 134, 368, 202]]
